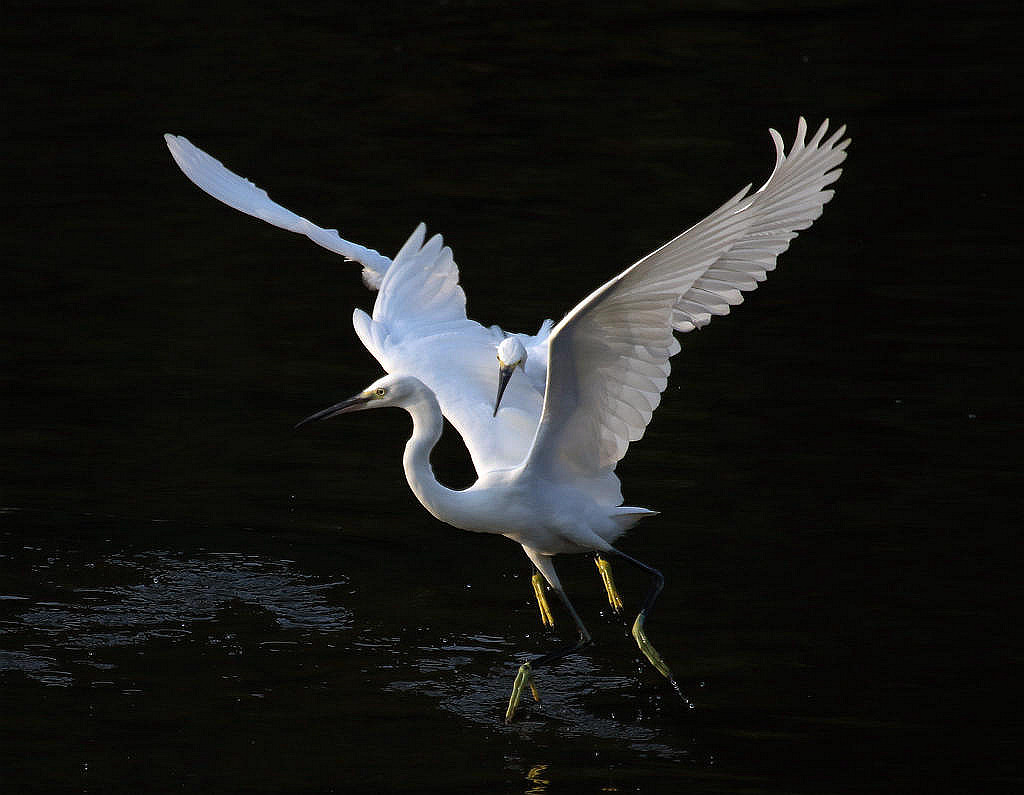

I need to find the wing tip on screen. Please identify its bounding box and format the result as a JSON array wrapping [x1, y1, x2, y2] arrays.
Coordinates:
[[164, 133, 197, 161], [164, 133, 185, 160]]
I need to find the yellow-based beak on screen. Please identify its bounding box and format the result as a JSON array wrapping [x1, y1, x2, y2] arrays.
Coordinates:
[[492, 361, 517, 417]]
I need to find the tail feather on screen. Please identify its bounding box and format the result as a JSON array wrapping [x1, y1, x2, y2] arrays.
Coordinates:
[[610, 506, 658, 530]]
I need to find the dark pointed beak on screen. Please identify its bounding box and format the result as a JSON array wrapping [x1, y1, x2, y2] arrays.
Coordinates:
[[493, 362, 516, 417], [295, 394, 372, 429]]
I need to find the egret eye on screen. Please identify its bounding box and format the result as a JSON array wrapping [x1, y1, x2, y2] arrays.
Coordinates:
[[375, 387, 387, 398]]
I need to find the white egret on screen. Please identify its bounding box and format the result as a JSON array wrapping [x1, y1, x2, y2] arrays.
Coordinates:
[[166, 119, 849, 721]]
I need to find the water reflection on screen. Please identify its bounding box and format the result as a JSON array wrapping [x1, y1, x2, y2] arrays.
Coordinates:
[[2, 516, 700, 761], [383, 630, 689, 758], [1, 547, 351, 687], [525, 763, 550, 794]]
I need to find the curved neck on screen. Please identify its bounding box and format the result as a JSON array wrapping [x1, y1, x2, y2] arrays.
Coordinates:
[[401, 388, 475, 528]]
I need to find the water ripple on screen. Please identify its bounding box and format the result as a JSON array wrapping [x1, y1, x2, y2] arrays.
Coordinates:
[[1, 549, 352, 685], [382, 630, 689, 758]]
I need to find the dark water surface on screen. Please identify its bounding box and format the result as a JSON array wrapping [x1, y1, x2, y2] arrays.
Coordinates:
[[2, 1, 1021, 792]]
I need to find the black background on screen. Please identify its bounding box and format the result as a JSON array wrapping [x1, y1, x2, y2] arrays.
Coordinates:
[[1, 1, 1021, 793]]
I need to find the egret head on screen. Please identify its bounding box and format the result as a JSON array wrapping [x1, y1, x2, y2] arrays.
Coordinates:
[[493, 337, 527, 417], [294, 374, 417, 428]]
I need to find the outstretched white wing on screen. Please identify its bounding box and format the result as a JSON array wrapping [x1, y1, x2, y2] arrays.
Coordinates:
[[164, 134, 392, 288], [525, 118, 849, 483], [353, 224, 545, 475], [163, 135, 544, 473]]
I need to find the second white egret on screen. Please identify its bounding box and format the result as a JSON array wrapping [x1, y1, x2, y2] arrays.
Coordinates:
[[167, 119, 849, 721]]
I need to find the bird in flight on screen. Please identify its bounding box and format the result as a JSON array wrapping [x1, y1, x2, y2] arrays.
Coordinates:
[[166, 118, 849, 721]]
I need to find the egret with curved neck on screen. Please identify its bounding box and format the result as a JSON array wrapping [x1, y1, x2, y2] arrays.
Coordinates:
[[171, 117, 850, 721], [297, 372, 672, 721]]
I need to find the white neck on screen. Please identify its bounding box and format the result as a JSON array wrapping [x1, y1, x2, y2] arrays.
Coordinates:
[[400, 387, 476, 529]]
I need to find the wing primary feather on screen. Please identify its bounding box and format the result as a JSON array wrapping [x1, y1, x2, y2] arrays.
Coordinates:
[[164, 134, 392, 288], [523, 119, 850, 479]]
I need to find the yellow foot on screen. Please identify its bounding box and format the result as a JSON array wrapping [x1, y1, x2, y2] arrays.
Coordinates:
[[531, 572, 555, 628], [505, 661, 542, 724], [594, 555, 623, 613], [631, 611, 675, 683]]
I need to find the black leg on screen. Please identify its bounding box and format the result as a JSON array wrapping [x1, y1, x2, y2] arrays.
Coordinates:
[[529, 586, 592, 666], [506, 584, 592, 722], [613, 549, 664, 615], [611, 549, 685, 700]]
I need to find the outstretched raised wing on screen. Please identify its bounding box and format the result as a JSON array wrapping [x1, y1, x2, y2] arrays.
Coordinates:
[[524, 118, 850, 485], [164, 135, 545, 474], [164, 134, 392, 288]]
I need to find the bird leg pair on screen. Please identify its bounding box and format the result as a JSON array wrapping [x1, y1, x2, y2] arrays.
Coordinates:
[[528, 552, 675, 682], [528, 554, 622, 629], [513, 559, 615, 719], [509, 551, 678, 722]]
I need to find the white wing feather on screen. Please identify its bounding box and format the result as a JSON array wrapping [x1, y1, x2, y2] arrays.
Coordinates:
[[165, 119, 847, 491], [354, 224, 545, 474], [670, 118, 850, 331], [163, 135, 544, 473], [164, 134, 392, 288], [525, 118, 849, 484]]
